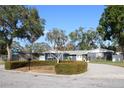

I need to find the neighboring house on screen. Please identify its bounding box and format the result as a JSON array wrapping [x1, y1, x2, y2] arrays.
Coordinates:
[[41, 50, 90, 61], [87, 48, 114, 60], [112, 52, 124, 62], [39, 48, 114, 61]]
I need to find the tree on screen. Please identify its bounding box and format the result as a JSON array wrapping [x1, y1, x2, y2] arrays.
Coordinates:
[[79, 28, 98, 50], [35, 42, 51, 52], [24, 42, 51, 53], [97, 5, 124, 52], [46, 28, 68, 50], [0, 6, 45, 61], [46, 28, 68, 63], [0, 44, 7, 55], [23, 42, 51, 58], [11, 41, 24, 54], [65, 42, 75, 50], [69, 27, 98, 50]]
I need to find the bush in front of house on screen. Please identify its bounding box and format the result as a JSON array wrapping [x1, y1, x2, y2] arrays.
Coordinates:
[[5, 61, 28, 70], [5, 60, 88, 75], [5, 60, 57, 70], [55, 62, 88, 75]]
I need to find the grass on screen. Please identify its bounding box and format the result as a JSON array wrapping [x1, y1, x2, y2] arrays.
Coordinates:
[[90, 59, 124, 68]]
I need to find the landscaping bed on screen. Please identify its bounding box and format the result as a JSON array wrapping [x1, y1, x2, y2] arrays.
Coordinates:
[[5, 61, 88, 75], [15, 65, 55, 74], [5, 60, 56, 70]]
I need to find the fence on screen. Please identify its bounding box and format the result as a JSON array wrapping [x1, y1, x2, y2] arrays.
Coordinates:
[[0, 54, 39, 61]]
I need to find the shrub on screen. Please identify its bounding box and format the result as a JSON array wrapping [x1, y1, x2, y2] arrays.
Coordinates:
[[55, 62, 87, 75], [5, 60, 88, 75], [5, 60, 57, 70], [5, 61, 28, 70]]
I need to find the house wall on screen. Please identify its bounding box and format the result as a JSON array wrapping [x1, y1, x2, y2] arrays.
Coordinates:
[[39, 55, 45, 61], [63, 54, 76, 61], [104, 52, 113, 60], [88, 52, 113, 61], [71, 55, 76, 61], [44, 53, 63, 61], [87, 53, 96, 60], [96, 53, 104, 58], [76, 55, 83, 61], [72, 55, 76, 61], [42, 50, 114, 61], [45, 53, 54, 60], [112, 54, 123, 62]]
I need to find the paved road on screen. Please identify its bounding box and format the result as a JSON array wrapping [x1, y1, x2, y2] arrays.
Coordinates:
[[0, 63, 124, 88]]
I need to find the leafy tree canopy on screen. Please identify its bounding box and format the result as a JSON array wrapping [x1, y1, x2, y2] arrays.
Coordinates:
[[46, 28, 68, 50], [97, 5, 124, 51], [0, 6, 45, 60], [69, 27, 98, 50]]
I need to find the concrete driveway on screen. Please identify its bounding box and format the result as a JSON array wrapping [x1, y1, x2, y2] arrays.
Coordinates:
[[0, 63, 124, 88]]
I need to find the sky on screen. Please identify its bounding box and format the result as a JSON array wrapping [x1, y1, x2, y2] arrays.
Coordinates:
[[22, 5, 105, 44]]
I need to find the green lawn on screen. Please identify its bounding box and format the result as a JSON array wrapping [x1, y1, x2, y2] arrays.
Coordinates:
[[90, 60, 124, 68]]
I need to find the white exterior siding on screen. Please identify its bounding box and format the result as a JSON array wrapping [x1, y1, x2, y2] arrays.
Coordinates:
[[96, 52, 104, 58], [112, 55, 123, 62], [41, 48, 114, 61], [39, 55, 45, 61], [76, 55, 82, 61]]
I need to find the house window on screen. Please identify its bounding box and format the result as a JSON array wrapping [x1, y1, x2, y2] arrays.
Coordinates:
[[47, 54, 53, 58]]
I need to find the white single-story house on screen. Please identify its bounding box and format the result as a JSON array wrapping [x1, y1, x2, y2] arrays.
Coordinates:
[[39, 50, 88, 61], [39, 48, 115, 61], [2, 48, 123, 62]]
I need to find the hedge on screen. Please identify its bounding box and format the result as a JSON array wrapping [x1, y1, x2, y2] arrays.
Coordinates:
[[5, 60, 57, 70], [5, 61, 88, 75], [5, 61, 28, 70], [55, 62, 88, 75]]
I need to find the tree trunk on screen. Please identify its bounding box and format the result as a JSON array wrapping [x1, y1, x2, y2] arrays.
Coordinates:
[[122, 46, 124, 60], [57, 58, 59, 63], [6, 44, 12, 61]]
